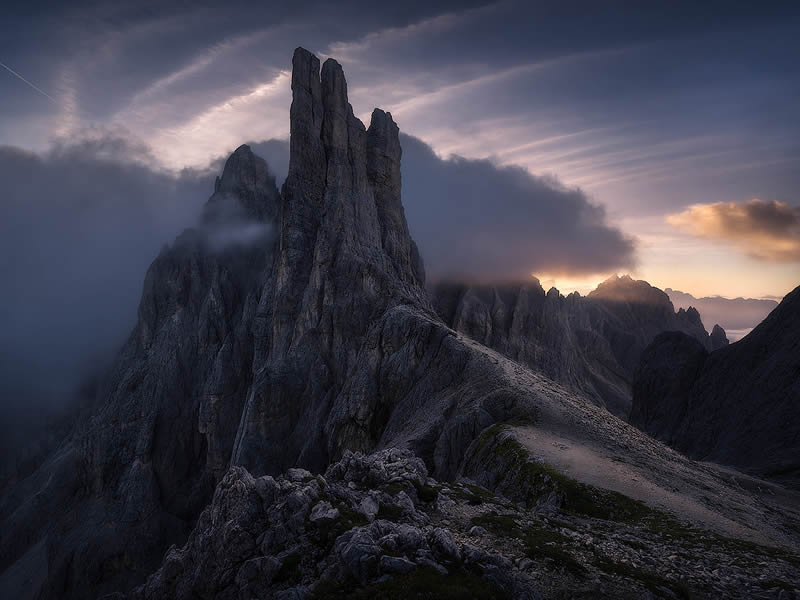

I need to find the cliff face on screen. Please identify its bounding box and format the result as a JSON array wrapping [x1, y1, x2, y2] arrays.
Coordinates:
[[632, 284, 800, 487], [432, 275, 724, 418], [0, 48, 537, 600], [3, 47, 796, 600]]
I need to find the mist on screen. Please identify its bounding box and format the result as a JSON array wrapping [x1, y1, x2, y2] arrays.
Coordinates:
[[0, 133, 217, 441]]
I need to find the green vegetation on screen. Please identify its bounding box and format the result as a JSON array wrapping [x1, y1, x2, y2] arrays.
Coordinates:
[[593, 555, 691, 599], [447, 482, 504, 506], [482, 426, 653, 523], [380, 480, 439, 503], [308, 499, 369, 549], [309, 566, 512, 600], [523, 525, 587, 576], [471, 512, 520, 536], [471, 512, 586, 576]]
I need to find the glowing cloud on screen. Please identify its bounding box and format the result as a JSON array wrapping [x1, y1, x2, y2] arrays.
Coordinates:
[[667, 199, 800, 263]]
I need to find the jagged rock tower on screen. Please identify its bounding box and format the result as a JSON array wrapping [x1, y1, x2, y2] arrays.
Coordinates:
[[0, 48, 528, 599], [235, 48, 429, 474]]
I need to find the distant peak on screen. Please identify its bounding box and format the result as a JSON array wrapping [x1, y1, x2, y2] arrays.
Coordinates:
[[206, 144, 278, 224], [588, 274, 675, 309], [685, 306, 703, 327], [232, 143, 253, 156]]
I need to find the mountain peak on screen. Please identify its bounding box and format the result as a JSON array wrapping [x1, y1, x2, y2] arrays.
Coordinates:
[[206, 143, 278, 224], [588, 274, 671, 308], [710, 324, 729, 350]]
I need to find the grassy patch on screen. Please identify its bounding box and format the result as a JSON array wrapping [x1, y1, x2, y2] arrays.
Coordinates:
[[471, 512, 520, 536], [309, 500, 369, 549], [594, 555, 691, 599], [448, 483, 503, 506], [473, 424, 508, 455], [308, 566, 511, 600], [642, 514, 800, 570], [523, 525, 587, 576], [471, 513, 586, 576], [486, 430, 653, 524]]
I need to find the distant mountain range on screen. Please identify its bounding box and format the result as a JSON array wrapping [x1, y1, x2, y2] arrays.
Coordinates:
[[665, 288, 778, 340]]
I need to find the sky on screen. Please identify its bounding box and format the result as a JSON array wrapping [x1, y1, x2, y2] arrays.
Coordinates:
[[1, 0, 798, 301]]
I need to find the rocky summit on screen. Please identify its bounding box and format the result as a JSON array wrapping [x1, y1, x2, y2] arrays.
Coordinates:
[[1, 48, 798, 600]]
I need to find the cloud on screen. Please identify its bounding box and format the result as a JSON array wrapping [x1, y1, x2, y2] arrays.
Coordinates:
[[0, 132, 216, 432], [667, 199, 800, 262], [399, 134, 637, 281], [199, 190, 274, 251]]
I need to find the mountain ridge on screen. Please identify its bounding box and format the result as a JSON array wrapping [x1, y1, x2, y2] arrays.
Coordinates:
[[432, 274, 727, 419]]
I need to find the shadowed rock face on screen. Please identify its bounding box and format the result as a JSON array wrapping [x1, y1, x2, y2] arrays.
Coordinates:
[[632, 284, 800, 487], [432, 275, 724, 418], [709, 324, 729, 350], [0, 48, 530, 600], [2, 46, 794, 600]]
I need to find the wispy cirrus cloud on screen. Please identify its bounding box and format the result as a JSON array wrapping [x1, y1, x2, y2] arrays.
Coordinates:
[[667, 199, 800, 263]]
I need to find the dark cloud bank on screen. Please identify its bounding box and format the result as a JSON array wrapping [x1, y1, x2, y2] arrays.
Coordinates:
[[0, 135, 216, 440], [0, 132, 634, 434]]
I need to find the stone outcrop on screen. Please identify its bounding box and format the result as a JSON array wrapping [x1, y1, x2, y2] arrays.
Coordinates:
[[631, 284, 800, 487], [119, 446, 800, 600], [432, 275, 724, 418], [119, 449, 530, 600]]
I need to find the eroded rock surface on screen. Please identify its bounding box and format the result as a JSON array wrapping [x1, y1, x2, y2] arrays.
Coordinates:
[[118, 448, 800, 600]]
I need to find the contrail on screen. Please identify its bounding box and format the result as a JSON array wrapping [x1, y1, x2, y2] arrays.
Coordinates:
[[0, 60, 58, 103]]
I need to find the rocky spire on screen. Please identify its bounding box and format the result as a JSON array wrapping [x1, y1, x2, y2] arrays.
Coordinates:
[[234, 47, 430, 475], [367, 108, 425, 284]]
